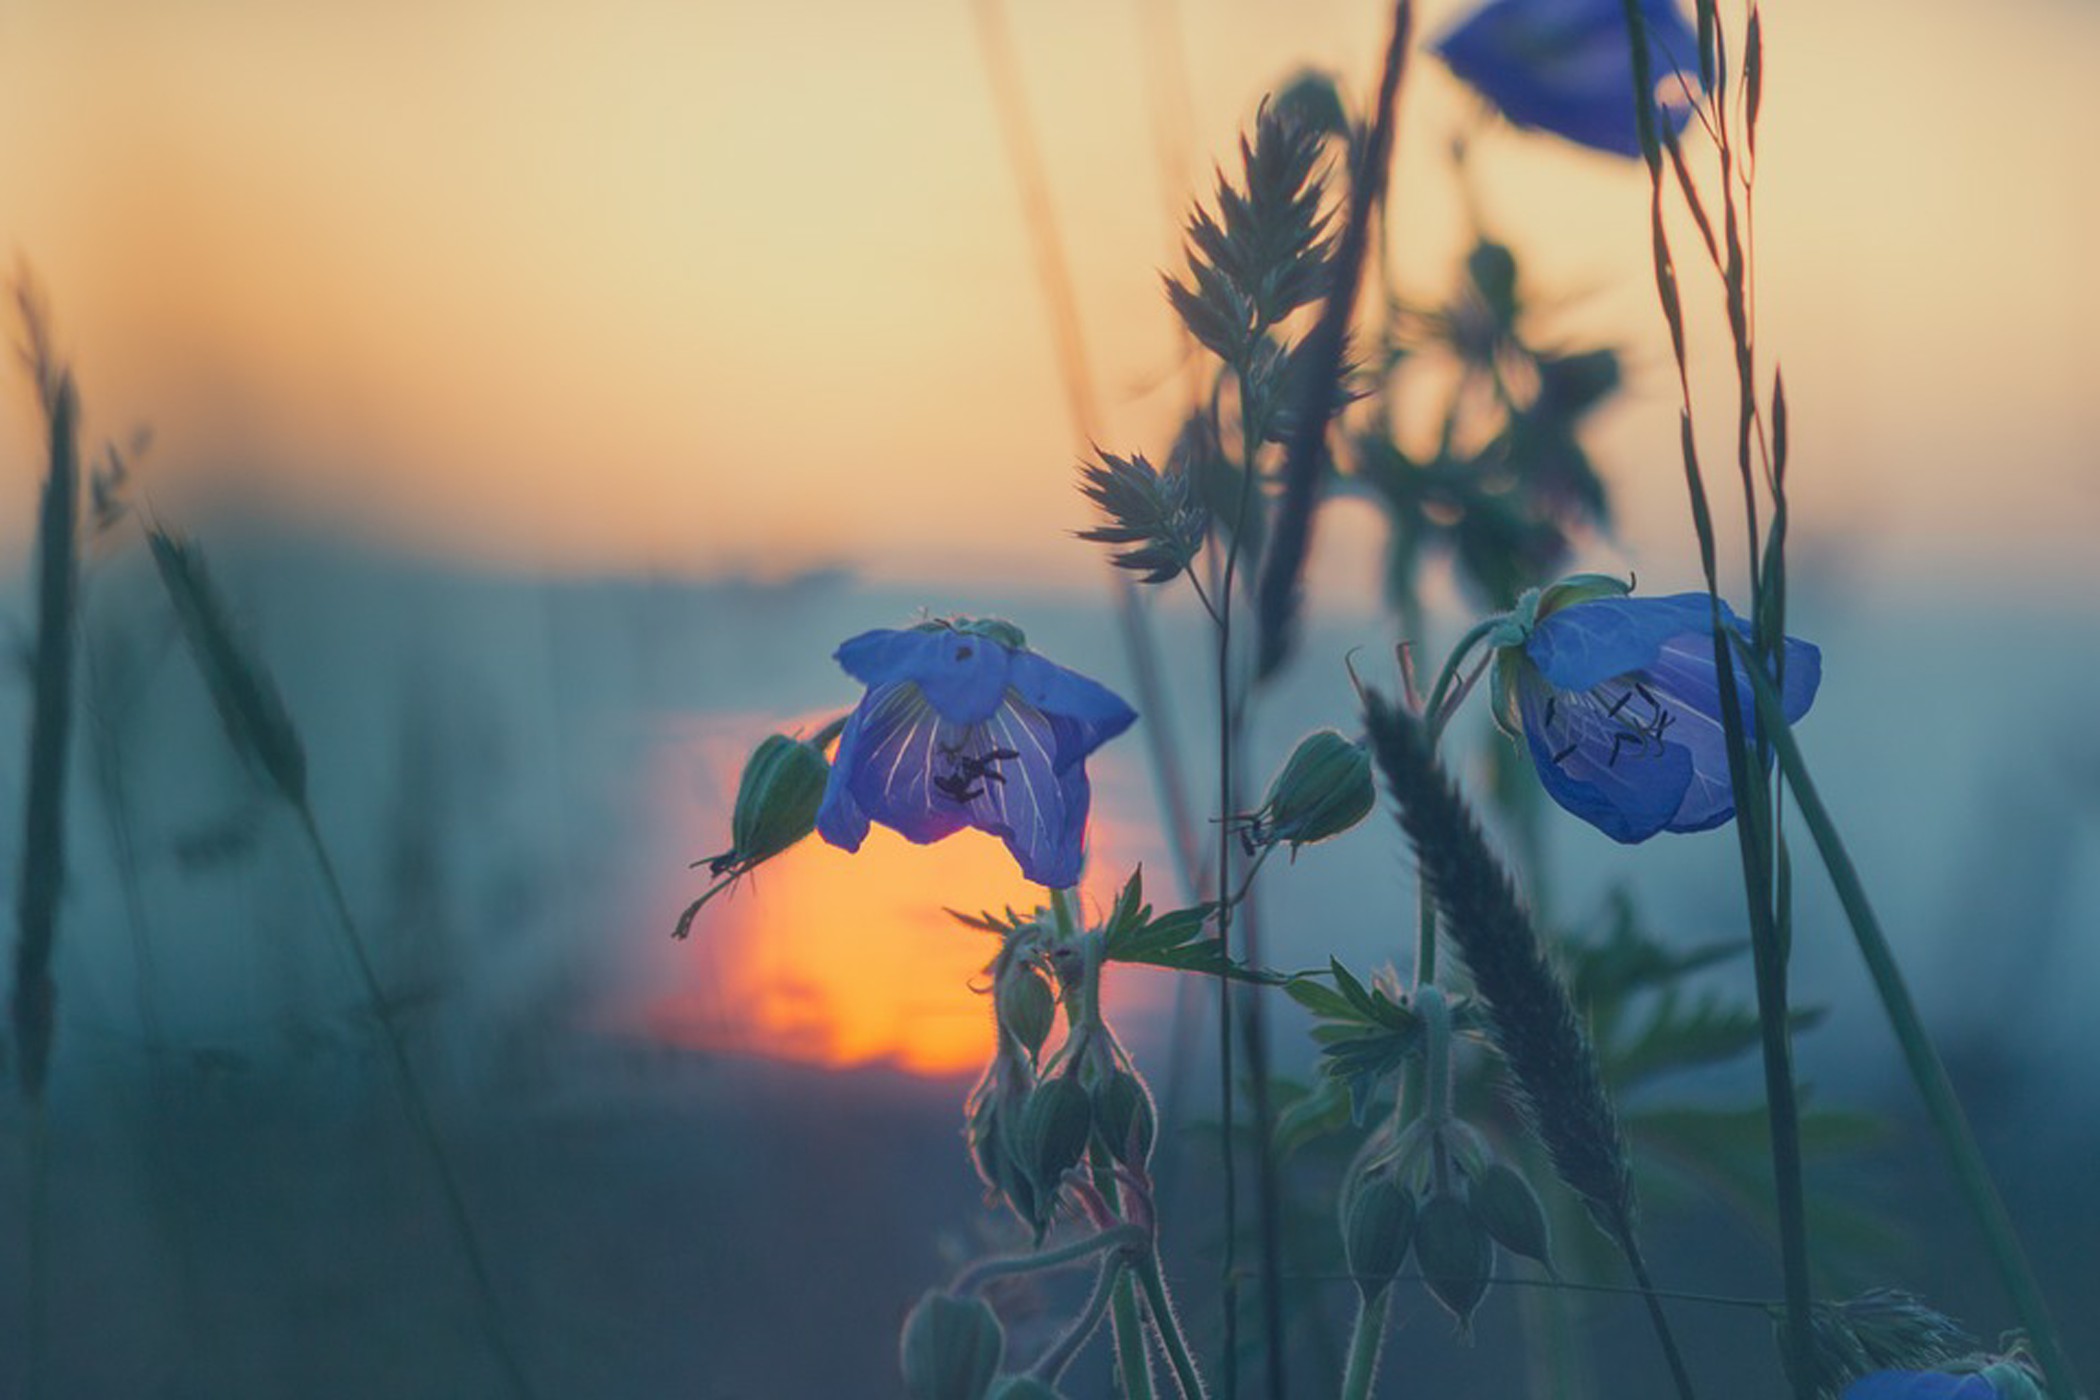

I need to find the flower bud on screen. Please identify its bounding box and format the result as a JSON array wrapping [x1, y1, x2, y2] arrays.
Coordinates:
[[1015, 1075, 1093, 1217], [1414, 1192, 1494, 1338], [1255, 729, 1375, 850], [1089, 1067, 1156, 1168], [995, 966, 1056, 1063], [1469, 1161, 1553, 1272], [967, 1059, 1039, 1228], [900, 1290, 1003, 1400], [1341, 1170, 1416, 1296], [702, 733, 827, 880]]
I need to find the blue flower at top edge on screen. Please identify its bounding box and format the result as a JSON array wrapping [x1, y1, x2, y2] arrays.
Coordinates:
[[1513, 592, 1819, 843], [816, 621, 1137, 888], [1842, 1371, 2001, 1400], [1433, 0, 1703, 158]]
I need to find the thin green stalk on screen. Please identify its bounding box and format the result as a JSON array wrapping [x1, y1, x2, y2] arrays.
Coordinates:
[[22, 1104, 50, 1400], [1034, 1255, 1129, 1383], [1618, 3, 1814, 1387], [1112, 1273, 1159, 1400], [12, 329, 79, 1104], [11, 313, 78, 1400], [1055, 887, 1163, 1400], [1136, 1253, 1209, 1400], [1733, 643, 2084, 1400], [955, 1226, 1147, 1294], [1338, 1285, 1389, 1400], [294, 805, 539, 1400]]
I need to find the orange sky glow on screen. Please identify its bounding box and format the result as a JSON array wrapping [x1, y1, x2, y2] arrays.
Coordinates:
[[3, 2, 2095, 1079], [1, 0, 2093, 592]]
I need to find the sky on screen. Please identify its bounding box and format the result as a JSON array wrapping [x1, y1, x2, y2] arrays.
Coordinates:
[[0, 0, 2094, 596]]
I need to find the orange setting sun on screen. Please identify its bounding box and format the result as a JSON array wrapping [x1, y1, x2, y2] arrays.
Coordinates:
[[635, 780, 1158, 1079]]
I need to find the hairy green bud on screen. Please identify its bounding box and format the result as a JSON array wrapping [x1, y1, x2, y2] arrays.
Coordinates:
[[1414, 1192, 1494, 1338], [1342, 1170, 1416, 1296], [1015, 1075, 1092, 1218], [1470, 1161, 1553, 1272], [1089, 1067, 1156, 1168], [900, 1291, 1003, 1400], [995, 966, 1055, 1063], [1251, 729, 1375, 850]]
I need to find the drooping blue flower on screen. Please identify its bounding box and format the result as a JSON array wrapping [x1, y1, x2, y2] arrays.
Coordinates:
[[816, 619, 1136, 888], [1842, 1371, 2000, 1400], [1492, 587, 1820, 843], [1434, 0, 1703, 158]]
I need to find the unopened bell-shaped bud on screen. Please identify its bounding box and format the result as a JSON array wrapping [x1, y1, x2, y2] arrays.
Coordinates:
[[706, 734, 828, 878], [1255, 730, 1375, 850], [900, 1290, 1004, 1400], [967, 1062, 1040, 1228], [996, 966, 1056, 1062], [1015, 1075, 1093, 1217], [1089, 1067, 1157, 1168], [1414, 1191, 1494, 1338], [1469, 1161, 1553, 1272], [1342, 1170, 1417, 1296]]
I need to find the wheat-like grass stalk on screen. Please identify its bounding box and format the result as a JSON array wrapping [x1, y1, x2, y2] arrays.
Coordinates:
[[144, 521, 539, 1400], [8, 275, 79, 1400], [1361, 691, 1696, 1399]]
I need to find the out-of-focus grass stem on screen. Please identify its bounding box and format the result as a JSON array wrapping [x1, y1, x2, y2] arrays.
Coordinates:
[[11, 292, 79, 1105], [292, 804, 540, 1400], [10, 288, 79, 1400], [1733, 643, 2085, 1400]]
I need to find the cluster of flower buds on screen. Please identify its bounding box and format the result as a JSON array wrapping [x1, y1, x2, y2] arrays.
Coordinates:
[[1342, 1115, 1554, 1336], [966, 928, 1157, 1242], [1235, 728, 1376, 856], [1338, 985, 1553, 1337]]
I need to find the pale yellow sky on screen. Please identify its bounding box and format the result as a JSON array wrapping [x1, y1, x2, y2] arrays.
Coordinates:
[[2, 0, 2093, 592]]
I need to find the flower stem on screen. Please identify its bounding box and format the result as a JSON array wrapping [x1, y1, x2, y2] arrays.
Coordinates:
[[1732, 641, 2085, 1400], [1033, 1254, 1128, 1383], [953, 1225, 1147, 1295], [1135, 1252, 1209, 1399], [1110, 1271, 1158, 1400], [1618, 2, 1810, 1387], [1338, 1286, 1390, 1400]]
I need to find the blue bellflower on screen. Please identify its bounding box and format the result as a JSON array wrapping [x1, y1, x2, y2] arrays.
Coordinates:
[[1494, 589, 1820, 843], [816, 619, 1136, 888], [1843, 1372, 2000, 1400], [1434, 0, 1702, 158]]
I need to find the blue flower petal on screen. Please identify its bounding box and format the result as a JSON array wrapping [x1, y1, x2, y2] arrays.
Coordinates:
[[815, 693, 875, 853], [1633, 633, 1740, 831], [1434, 0, 1701, 158], [821, 625, 1133, 886], [834, 627, 1012, 725], [972, 697, 1091, 888], [1008, 651, 1139, 764], [1842, 1371, 1998, 1400], [1519, 667, 1691, 843], [1629, 629, 1820, 831], [837, 681, 973, 846], [1777, 635, 1821, 723], [1527, 592, 1720, 691]]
